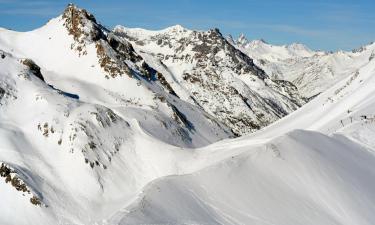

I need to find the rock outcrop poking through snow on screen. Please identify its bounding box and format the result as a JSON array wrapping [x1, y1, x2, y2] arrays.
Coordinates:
[[115, 25, 306, 135]]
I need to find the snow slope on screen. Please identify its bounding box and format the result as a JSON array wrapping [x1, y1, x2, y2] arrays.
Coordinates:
[[0, 50, 237, 224], [115, 131, 375, 225], [233, 34, 375, 99], [0, 5, 233, 148], [0, 4, 374, 225], [109, 41, 375, 225]]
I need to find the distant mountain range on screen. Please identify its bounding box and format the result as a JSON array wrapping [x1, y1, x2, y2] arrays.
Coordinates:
[[230, 33, 375, 99]]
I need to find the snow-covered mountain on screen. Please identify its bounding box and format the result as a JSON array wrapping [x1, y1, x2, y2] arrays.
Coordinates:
[[229, 33, 316, 61], [232, 34, 375, 99], [112, 36, 375, 225], [0, 4, 234, 148], [113, 25, 306, 135], [0, 5, 306, 138], [0, 3, 375, 225]]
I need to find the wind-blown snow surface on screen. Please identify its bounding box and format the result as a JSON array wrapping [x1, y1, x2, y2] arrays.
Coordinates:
[[0, 4, 375, 225]]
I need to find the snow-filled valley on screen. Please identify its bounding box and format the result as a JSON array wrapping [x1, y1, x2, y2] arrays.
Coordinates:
[[0, 4, 375, 225]]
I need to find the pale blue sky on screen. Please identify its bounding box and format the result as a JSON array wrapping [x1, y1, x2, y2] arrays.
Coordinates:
[[1, 0, 374, 51]]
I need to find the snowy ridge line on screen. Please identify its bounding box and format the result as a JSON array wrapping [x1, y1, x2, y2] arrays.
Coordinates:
[[111, 129, 375, 225]]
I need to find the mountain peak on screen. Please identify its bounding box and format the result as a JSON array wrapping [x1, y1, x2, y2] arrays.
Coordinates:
[[237, 33, 248, 45], [259, 38, 268, 44], [62, 3, 97, 23], [209, 28, 222, 35], [286, 42, 312, 53], [66, 3, 77, 9], [62, 3, 106, 44], [236, 34, 268, 46], [166, 24, 186, 32]]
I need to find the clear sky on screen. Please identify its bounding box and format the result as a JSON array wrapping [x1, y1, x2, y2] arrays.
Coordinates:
[[1, 0, 374, 51]]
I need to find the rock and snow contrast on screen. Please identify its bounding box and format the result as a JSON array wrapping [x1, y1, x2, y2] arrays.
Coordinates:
[[231, 34, 375, 99], [0, 4, 375, 225], [114, 25, 306, 135]]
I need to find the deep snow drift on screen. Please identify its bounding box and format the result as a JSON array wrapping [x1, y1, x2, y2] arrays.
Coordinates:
[[0, 4, 375, 225]]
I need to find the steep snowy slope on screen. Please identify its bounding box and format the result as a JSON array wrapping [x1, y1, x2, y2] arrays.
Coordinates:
[[0, 49, 314, 225], [0, 4, 307, 138], [0, 48, 240, 224], [0, 5, 237, 224], [0, 4, 375, 225], [115, 131, 375, 225], [109, 46, 375, 225], [0, 4, 233, 148], [114, 25, 306, 135], [233, 34, 375, 99]]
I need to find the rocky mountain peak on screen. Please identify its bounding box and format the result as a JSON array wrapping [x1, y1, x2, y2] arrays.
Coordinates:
[[62, 3, 106, 44], [209, 28, 222, 35], [63, 3, 96, 22], [119, 25, 307, 135], [237, 33, 248, 45], [60, 4, 145, 78], [8, 4, 304, 137]]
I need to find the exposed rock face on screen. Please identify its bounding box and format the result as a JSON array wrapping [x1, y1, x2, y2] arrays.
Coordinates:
[[1, 4, 305, 143], [21, 59, 44, 81], [64, 105, 133, 171], [60, 4, 306, 136], [0, 163, 42, 206], [62, 4, 143, 78], [191, 28, 266, 79], [58, 4, 234, 141], [0, 80, 16, 106], [62, 4, 105, 50], [115, 25, 306, 135]]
